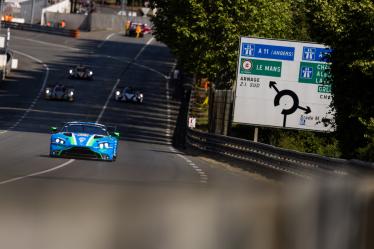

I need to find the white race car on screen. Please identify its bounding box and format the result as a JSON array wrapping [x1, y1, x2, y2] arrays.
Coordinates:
[[68, 64, 94, 80], [114, 86, 143, 103], [44, 84, 75, 102]]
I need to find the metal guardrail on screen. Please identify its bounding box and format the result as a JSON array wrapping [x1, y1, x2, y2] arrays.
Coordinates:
[[1, 22, 76, 37], [186, 128, 374, 178]]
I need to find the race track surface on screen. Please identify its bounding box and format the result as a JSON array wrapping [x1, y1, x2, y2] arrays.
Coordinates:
[[0, 30, 275, 249]]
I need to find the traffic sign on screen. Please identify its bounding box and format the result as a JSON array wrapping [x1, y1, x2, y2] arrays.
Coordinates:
[[234, 37, 333, 132], [241, 43, 295, 61]]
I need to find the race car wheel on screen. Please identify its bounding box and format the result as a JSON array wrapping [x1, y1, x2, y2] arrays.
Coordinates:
[[50, 150, 58, 157]]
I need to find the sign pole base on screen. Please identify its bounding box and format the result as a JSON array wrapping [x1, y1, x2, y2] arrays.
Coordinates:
[[254, 127, 259, 142]]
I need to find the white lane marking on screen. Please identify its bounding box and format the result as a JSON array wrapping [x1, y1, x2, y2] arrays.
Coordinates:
[[0, 51, 77, 185], [174, 149, 208, 184], [13, 36, 81, 51], [96, 36, 154, 122], [97, 33, 116, 48], [15, 34, 168, 85], [0, 36, 159, 184], [107, 55, 169, 80], [165, 61, 176, 142], [162, 61, 206, 182], [96, 78, 121, 123], [0, 159, 75, 185], [135, 37, 154, 61], [0, 50, 50, 135], [107, 56, 169, 79]]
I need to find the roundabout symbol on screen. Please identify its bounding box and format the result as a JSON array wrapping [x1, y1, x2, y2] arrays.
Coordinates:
[[269, 81, 311, 127]]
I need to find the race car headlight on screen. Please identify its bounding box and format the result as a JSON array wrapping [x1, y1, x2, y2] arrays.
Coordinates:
[[115, 91, 121, 96], [55, 138, 65, 145], [99, 142, 110, 149], [69, 91, 74, 96], [69, 69, 73, 74], [45, 89, 50, 94], [139, 93, 143, 98], [88, 71, 93, 75]]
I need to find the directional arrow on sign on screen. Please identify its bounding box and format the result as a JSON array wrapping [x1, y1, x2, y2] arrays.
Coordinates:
[[298, 106, 311, 114], [269, 81, 279, 93], [270, 81, 312, 127]]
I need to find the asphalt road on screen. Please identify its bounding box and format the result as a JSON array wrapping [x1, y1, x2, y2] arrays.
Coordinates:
[[0, 30, 276, 249]]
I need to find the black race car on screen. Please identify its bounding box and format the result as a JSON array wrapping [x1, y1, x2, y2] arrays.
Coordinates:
[[68, 64, 94, 80], [44, 84, 75, 102], [114, 86, 143, 103]]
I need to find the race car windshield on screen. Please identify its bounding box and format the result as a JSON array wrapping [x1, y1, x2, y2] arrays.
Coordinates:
[[62, 125, 108, 135], [125, 87, 137, 94], [55, 86, 65, 91]]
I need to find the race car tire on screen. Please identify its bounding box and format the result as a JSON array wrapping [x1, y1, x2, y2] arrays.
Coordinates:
[[49, 150, 57, 157]]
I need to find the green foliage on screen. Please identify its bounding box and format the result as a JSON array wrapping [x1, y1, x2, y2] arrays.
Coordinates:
[[307, 0, 374, 160], [229, 125, 340, 157], [151, 0, 294, 87], [275, 131, 340, 157], [151, 0, 374, 161]]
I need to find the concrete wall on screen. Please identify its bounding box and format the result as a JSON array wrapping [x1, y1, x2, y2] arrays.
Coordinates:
[[19, 0, 49, 24], [45, 12, 89, 30], [90, 13, 151, 31], [43, 12, 151, 31], [41, 0, 70, 25], [90, 13, 128, 31]]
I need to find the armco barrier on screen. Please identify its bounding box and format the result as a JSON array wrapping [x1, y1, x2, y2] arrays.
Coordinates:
[[1, 22, 76, 37], [186, 128, 374, 178]]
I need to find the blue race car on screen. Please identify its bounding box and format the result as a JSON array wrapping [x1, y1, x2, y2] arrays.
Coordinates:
[[49, 121, 119, 161]]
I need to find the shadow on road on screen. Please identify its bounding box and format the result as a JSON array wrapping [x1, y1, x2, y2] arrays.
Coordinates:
[[0, 31, 181, 146]]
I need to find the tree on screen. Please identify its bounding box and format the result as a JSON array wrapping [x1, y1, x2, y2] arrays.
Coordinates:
[[151, 0, 294, 88], [307, 0, 374, 160]]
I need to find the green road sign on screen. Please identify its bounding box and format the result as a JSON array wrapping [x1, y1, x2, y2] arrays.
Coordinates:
[[318, 84, 331, 93], [299, 62, 330, 84], [240, 59, 282, 77]]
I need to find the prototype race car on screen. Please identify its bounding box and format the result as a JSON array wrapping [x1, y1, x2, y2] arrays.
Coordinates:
[[50, 121, 119, 161], [114, 86, 143, 103], [44, 84, 75, 102], [128, 23, 152, 37], [68, 64, 94, 80]]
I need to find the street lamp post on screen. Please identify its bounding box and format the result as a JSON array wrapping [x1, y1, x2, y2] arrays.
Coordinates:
[[31, 0, 35, 24], [0, 0, 3, 33], [121, 0, 127, 31]]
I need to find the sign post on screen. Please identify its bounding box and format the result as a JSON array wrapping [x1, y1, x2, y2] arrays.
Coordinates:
[[233, 37, 333, 132]]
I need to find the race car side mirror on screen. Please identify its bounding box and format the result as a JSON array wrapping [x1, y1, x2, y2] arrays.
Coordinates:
[[50, 127, 58, 133], [112, 132, 120, 138]]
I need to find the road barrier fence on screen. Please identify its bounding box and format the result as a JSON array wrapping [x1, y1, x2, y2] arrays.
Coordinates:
[[1, 21, 77, 37], [186, 128, 374, 178]]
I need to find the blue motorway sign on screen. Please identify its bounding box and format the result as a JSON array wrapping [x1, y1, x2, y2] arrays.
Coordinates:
[[302, 47, 332, 62], [241, 43, 295, 61]]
